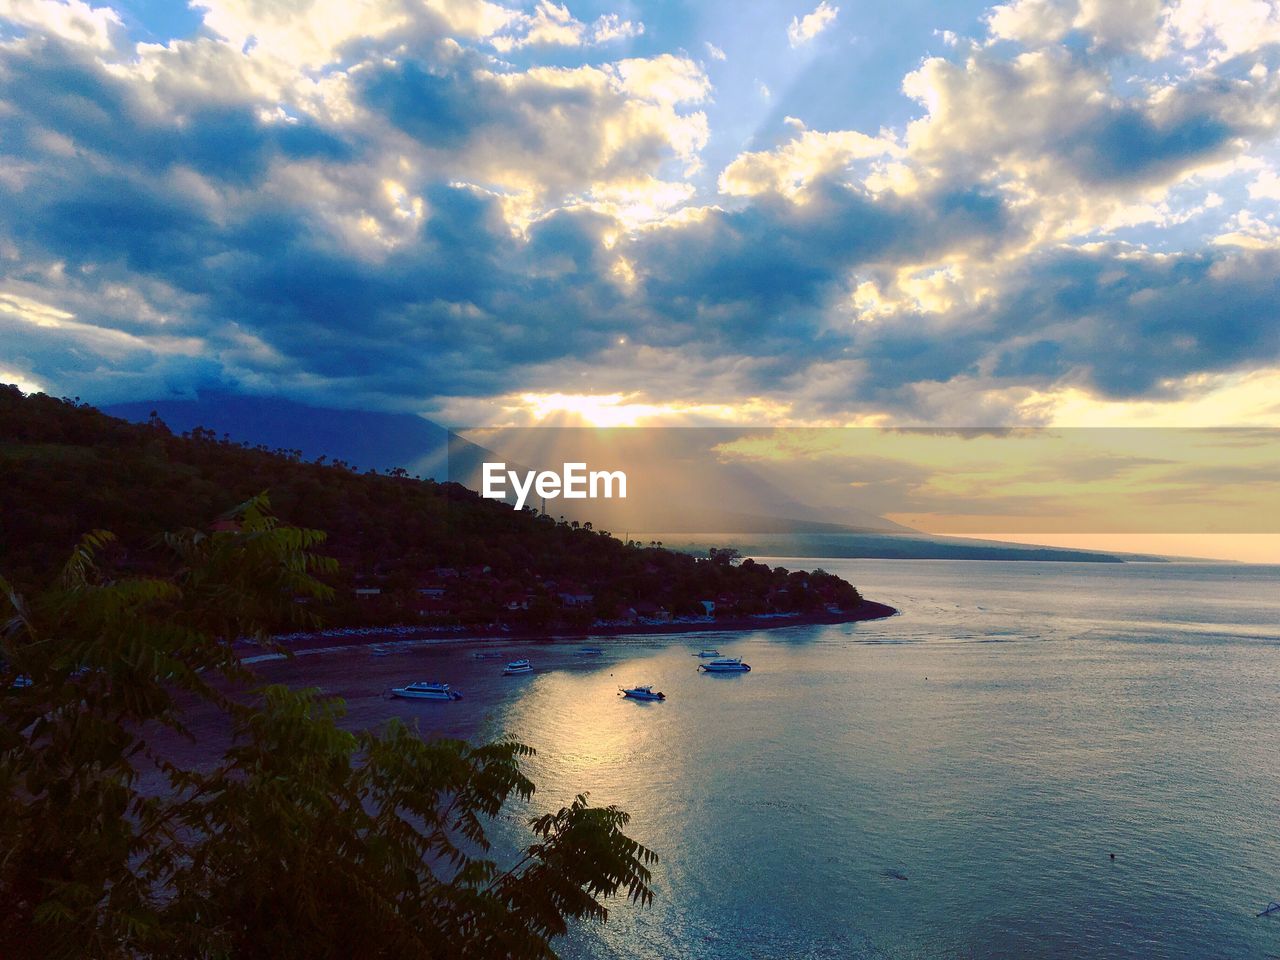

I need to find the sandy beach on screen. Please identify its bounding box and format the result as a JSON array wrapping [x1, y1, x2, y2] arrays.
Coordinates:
[[251, 599, 899, 656]]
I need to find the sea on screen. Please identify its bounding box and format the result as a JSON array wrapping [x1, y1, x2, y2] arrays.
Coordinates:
[[462, 559, 1280, 959]]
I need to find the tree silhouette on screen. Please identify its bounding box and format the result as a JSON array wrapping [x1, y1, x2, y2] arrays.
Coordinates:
[[0, 498, 656, 959]]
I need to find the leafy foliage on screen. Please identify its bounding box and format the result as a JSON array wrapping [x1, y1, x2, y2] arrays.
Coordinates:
[[0, 502, 655, 959]]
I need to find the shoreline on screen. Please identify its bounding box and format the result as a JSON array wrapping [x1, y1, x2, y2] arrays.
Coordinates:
[[153, 600, 900, 789], [246, 599, 899, 658]]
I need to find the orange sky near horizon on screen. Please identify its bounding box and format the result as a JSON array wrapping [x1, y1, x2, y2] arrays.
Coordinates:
[[947, 534, 1280, 565]]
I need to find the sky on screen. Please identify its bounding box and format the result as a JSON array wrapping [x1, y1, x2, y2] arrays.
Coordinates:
[[1, 0, 1278, 558], [465, 425, 1280, 562]]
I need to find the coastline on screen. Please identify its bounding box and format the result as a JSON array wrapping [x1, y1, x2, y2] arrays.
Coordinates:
[[148, 598, 899, 794], [246, 599, 899, 659]]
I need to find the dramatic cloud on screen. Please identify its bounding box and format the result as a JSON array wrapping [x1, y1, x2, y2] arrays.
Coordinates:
[[787, 1, 839, 48], [1, 0, 1279, 427], [719, 127, 901, 198], [488, 1, 642, 52], [900, 48, 1278, 204]]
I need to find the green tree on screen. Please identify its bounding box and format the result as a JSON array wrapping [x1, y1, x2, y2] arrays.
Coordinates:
[[0, 498, 655, 959]]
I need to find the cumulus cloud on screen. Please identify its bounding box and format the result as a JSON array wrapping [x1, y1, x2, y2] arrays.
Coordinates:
[[788, 1, 839, 47], [1162, 0, 1280, 61], [489, 1, 643, 52], [985, 0, 1165, 53], [2, 0, 1280, 427], [1250, 169, 1280, 200], [986, 0, 1280, 60], [0, 0, 122, 49], [897, 47, 1280, 238], [356, 54, 709, 201], [719, 128, 901, 197]]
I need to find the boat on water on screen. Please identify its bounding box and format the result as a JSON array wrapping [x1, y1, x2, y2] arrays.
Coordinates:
[[693, 649, 721, 658], [503, 658, 534, 675], [473, 651, 506, 660], [619, 685, 666, 701], [579, 646, 605, 655], [698, 657, 751, 673], [390, 681, 463, 701]]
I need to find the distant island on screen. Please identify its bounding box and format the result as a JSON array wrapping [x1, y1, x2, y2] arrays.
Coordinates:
[[0, 386, 893, 636]]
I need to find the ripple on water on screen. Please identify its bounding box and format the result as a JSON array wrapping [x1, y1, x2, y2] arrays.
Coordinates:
[[467, 562, 1280, 959]]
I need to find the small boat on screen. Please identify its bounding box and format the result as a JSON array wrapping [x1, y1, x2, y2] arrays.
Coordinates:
[[619, 685, 665, 701], [503, 658, 533, 675], [391, 681, 462, 701], [698, 657, 751, 673], [1258, 900, 1280, 918], [693, 649, 722, 658], [579, 646, 605, 655]]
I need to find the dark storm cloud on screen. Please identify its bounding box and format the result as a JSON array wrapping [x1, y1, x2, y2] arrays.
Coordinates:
[[0, 31, 1020, 407], [626, 179, 1012, 369], [842, 244, 1280, 409], [0, 38, 351, 185], [357, 60, 479, 148], [989, 246, 1280, 397], [1066, 107, 1235, 185]]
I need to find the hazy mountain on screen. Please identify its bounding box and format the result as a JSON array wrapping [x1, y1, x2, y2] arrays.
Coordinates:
[[104, 394, 1145, 561], [107, 397, 908, 533], [646, 532, 1160, 563], [105, 393, 455, 478]]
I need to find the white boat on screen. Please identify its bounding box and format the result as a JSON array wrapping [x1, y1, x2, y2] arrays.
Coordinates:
[[390, 681, 462, 701], [503, 658, 533, 675], [698, 657, 751, 673], [693, 649, 721, 658], [619, 685, 665, 701]]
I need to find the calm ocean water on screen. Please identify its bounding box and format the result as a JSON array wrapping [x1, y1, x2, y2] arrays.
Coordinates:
[[473, 560, 1280, 959]]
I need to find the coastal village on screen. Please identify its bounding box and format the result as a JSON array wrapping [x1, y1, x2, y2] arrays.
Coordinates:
[[340, 553, 865, 634]]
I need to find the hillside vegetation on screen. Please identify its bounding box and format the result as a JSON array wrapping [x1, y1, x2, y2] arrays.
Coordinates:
[[0, 386, 864, 632]]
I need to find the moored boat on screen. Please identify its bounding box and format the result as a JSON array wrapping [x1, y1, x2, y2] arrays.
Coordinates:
[[693, 649, 721, 658], [503, 658, 533, 675], [698, 657, 750, 673], [390, 681, 462, 701], [619, 685, 665, 701]]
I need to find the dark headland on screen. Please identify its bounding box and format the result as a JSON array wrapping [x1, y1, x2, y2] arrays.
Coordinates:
[[1, 388, 888, 637]]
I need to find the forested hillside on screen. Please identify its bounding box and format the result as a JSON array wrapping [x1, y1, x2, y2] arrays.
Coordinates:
[[0, 386, 866, 631]]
